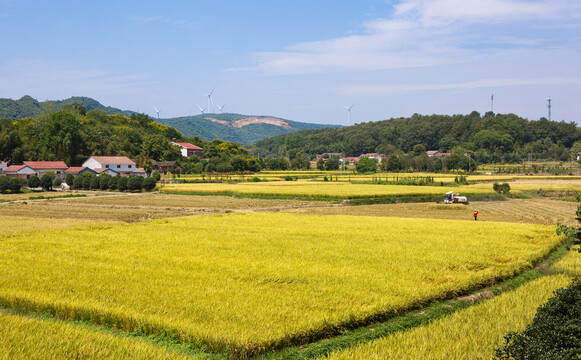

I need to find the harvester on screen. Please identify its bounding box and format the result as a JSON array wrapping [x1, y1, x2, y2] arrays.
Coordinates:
[[442, 191, 469, 204]]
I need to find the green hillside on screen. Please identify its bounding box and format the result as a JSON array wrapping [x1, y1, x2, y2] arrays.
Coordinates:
[[0, 96, 135, 120], [250, 111, 581, 163], [158, 113, 338, 144]]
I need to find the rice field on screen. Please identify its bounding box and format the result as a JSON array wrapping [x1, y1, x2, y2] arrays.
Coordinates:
[[0, 311, 191, 360], [0, 212, 561, 357], [283, 198, 579, 226], [323, 274, 573, 360], [162, 180, 581, 199]]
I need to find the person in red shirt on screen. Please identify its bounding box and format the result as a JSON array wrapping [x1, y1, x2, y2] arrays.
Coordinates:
[[473, 210, 478, 221]]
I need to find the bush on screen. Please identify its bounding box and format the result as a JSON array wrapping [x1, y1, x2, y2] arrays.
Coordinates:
[[9, 178, 24, 193], [152, 170, 161, 182], [108, 175, 120, 190], [117, 176, 128, 191], [494, 277, 581, 359], [65, 173, 74, 186], [28, 175, 40, 188], [40, 174, 53, 191], [127, 176, 143, 191], [356, 157, 378, 173], [53, 177, 62, 188], [142, 177, 157, 191], [73, 176, 84, 190], [0, 176, 9, 192], [90, 176, 101, 190], [99, 174, 111, 190]]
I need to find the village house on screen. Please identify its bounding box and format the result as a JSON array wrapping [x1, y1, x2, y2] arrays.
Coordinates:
[[340, 157, 360, 166], [65, 166, 97, 177], [23, 161, 69, 180], [359, 153, 384, 164], [577, 152, 581, 161], [172, 142, 204, 158], [427, 150, 440, 157], [2, 164, 36, 180], [152, 160, 181, 174], [82, 156, 137, 177]]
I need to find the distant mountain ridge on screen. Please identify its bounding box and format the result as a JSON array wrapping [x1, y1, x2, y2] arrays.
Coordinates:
[[0, 95, 135, 120], [0, 96, 338, 145], [157, 113, 338, 144]]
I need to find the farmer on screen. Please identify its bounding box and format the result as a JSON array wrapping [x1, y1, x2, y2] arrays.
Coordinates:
[[473, 210, 478, 221]]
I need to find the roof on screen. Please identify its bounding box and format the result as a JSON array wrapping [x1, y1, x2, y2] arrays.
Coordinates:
[[132, 168, 147, 173], [172, 142, 203, 151], [94, 168, 119, 174], [65, 166, 88, 173], [88, 156, 136, 165], [427, 150, 440, 155], [155, 161, 179, 167], [23, 161, 68, 170], [3, 165, 26, 172]]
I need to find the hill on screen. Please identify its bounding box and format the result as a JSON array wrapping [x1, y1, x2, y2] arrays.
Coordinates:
[[250, 111, 581, 163], [0, 96, 135, 120], [157, 113, 338, 144]]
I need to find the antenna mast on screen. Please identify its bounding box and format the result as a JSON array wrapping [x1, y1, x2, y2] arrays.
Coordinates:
[[490, 93, 494, 113], [546, 97, 551, 121]]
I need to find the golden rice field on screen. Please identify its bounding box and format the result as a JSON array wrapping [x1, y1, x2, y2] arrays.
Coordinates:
[[553, 249, 581, 276], [162, 180, 581, 199], [0, 213, 560, 357], [284, 198, 579, 226], [0, 311, 189, 360], [324, 274, 573, 360]]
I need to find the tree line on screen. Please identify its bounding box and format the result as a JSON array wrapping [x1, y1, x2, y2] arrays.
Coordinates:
[[250, 111, 581, 165]]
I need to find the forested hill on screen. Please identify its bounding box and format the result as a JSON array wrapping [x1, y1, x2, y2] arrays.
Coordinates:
[[0, 105, 185, 165], [157, 113, 338, 144], [250, 112, 581, 162], [0, 96, 135, 120]]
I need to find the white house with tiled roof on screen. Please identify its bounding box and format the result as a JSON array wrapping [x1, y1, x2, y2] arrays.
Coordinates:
[[3, 164, 36, 179], [23, 161, 69, 179], [83, 156, 136, 177], [172, 142, 204, 158]]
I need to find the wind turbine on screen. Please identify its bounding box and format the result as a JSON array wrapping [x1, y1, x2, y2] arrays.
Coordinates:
[[207, 87, 215, 114], [198, 105, 207, 115], [153, 106, 161, 120], [217, 104, 225, 113], [344, 104, 355, 126]]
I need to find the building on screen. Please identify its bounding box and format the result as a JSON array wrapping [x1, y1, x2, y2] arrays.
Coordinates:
[[23, 161, 69, 179], [577, 152, 581, 161], [427, 150, 440, 157], [340, 157, 360, 165], [82, 156, 136, 177], [153, 160, 181, 174], [65, 167, 97, 176], [359, 153, 384, 164], [3, 164, 36, 179], [172, 142, 204, 158]]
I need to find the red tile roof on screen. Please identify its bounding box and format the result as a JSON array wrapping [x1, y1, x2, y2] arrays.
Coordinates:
[[89, 156, 136, 165], [65, 166, 87, 173], [23, 161, 68, 169], [3, 165, 27, 172], [172, 142, 203, 151]]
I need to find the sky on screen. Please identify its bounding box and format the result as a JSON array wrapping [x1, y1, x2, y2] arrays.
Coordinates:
[[1, 0, 580, 126]]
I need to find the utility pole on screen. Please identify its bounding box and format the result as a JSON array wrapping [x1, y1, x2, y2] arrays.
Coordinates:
[[547, 97, 552, 121]]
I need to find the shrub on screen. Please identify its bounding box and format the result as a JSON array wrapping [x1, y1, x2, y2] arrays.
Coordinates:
[[494, 277, 581, 359], [90, 176, 101, 190], [99, 174, 111, 190], [73, 176, 84, 190], [127, 176, 143, 191], [152, 170, 161, 182], [52, 177, 62, 188], [117, 176, 128, 191], [142, 177, 157, 191], [65, 173, 74, 186], [108, 175, 119, 190], [27, 175, 40, 188], [40, 174, 53, 191], [0, 176, 9, 192], [9, 178, 24, 193]]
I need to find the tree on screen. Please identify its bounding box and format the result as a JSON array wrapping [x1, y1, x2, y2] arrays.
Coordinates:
[[65, 173, 74, 186], [142, 177, 157, 191], [152, 170, 161, 182], [0, 176, 10, 192], [127, 176, 143, 191], [40, 173, 54, 191], [384, 155, 403, 172], [9, 178, 23, 193], [73, 176, 84, 190], [316, 158, 325, 170], [53, 177, 62, 188], [108, 175, 120, 190], [325, 157, 340, 170], [99, 174, 111, 190], [90, 176, 101, 190], [28, 175, 40, 188], [356, 157, 377, 173], [117, 176, 128, 191]]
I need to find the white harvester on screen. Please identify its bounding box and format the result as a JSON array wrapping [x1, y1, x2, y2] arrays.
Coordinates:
[[443, 191, 469, 204]]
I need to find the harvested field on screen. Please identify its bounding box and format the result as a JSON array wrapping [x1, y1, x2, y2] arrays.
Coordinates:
[[282, 198, 578, 226]]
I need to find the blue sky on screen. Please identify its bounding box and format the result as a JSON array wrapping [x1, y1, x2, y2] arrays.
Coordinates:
[[1, 0, 580, 125]]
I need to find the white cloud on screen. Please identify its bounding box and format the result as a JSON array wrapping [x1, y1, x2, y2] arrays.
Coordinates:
[[235, 0, 581, 76]]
